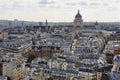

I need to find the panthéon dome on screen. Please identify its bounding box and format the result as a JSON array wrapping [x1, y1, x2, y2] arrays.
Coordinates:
[[75, 10, 82, 19]]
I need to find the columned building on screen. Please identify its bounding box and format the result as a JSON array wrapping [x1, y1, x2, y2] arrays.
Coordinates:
[[73, 10, 83, 39], [74, 10, 83, 28]]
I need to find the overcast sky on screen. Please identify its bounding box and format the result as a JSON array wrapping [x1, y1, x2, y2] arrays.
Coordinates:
[[0, 0, 120, 22]]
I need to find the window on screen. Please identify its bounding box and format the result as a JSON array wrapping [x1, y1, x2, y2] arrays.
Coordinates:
[[119, 67, 120, 71]]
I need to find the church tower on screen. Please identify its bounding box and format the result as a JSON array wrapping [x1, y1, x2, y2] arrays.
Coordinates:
[[45, 19, 48, 32], [95, 21, 99, 30]]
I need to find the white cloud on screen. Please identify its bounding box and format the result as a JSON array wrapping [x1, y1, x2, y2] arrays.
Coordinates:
[[0, 0, 119, 22]]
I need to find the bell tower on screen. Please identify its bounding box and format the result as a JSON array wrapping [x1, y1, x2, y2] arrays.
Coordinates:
[[45, 19, 48, 32]]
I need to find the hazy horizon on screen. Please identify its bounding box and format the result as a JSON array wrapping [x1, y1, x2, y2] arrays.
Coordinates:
[[0, 0, 120, 22]]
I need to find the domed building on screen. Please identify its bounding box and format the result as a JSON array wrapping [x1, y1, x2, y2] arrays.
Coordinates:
[[74, 10, 83, 29], [73, 10, 83, 39]]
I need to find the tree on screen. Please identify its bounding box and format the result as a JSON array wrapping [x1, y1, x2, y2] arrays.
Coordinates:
[[27, 53, 37, 63], [0, 68, 2, 76], [43, 56, 49, 60], [106, 56, 113, 64]]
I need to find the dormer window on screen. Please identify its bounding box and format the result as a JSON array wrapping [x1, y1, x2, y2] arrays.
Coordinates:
[[119, 67, 120, 71]]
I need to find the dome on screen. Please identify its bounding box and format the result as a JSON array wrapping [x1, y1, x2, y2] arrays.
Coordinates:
[[75, 10, 82, 19], [95, 21, 98, 25]]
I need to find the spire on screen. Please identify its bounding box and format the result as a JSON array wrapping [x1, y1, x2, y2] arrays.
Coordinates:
[[75, 10, 82, 19], [95, 21, 98, 25], [78, 9, 80, 14], [46, 19, 48, 25], [45, 19, 48, 32]]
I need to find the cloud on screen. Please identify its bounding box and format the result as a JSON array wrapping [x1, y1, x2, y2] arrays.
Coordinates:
[[107, 7, 119, 11], [79, 2, 88, 6], [0, 0, 119, 22], [38, 0, 58, 8], [66, 1, 87, 6], [89, 2, 101, 6], [39, 0, 55, 4], [102, 3, 109, 6], [0, 0, 119, 10], [66, 3, 77, 6]]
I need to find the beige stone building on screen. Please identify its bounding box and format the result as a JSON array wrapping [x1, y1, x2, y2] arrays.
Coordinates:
[[13, 63, 26, 80], [74, 10, 83, 28], [3, 62, 26, 80], [73, 10, 83, 38], [0, 29, 8, 41], [3, 62, 13, 79]]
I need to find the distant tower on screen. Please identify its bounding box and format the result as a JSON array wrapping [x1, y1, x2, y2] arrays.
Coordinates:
[[45, 19, 48, 32], [74, 10, 83, 29], [39, 22, 43, 26], [8, 21, 13, 28], [95, 21, 99, 30], [21, 21, 24, 27]]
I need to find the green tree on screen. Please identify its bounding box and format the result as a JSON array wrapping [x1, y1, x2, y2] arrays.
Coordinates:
[[27, 53, 37, 63], [106, 56, 113, 64], [0, 68, 2, 76]]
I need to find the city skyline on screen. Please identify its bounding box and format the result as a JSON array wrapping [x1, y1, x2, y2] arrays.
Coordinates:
[[0, 0, 120, 22]]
